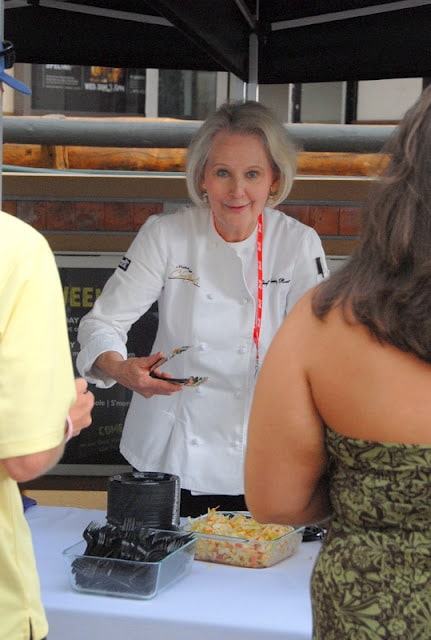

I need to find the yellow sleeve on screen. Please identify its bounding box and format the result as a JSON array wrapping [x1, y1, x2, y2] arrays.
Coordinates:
[[0, 230, 76, 457]]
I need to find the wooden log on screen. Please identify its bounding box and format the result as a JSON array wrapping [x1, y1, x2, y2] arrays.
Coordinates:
[[297, 151, 389, 176], [68, 146, 187, 172], [2, 144, 389, 176], [2, 143, 187, 172]]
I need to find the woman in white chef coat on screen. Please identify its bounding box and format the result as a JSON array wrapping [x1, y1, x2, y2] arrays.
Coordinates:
[[77, 100, 329, 517]]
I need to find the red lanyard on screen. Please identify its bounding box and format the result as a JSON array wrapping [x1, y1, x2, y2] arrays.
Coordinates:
[[253, 212, 263, 374]]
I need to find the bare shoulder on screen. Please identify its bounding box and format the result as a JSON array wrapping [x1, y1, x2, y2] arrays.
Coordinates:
[[259, 287, 322, 383], [276, 287, 322, 348]]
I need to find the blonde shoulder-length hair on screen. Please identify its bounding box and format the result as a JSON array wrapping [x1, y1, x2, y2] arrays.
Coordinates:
[[186, 100, 297, 207]]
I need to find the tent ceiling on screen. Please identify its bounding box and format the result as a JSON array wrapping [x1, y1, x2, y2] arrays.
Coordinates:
[[4, 0, 431, 84]]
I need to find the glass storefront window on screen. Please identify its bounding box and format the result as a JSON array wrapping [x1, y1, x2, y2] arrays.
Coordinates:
[[31, 64, 146, 116], [158, 69, 217, 119], [26, 65, 217, 119]]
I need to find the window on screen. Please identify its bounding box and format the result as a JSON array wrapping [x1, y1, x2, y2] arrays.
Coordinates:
[[158, 70, 217, 119], [31, 64, 146, 116]]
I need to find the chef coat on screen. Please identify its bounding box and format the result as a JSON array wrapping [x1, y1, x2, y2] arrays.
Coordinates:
[[77, 205, 328, 494]]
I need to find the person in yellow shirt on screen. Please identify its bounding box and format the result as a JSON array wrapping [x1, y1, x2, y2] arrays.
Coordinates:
[[0, 209, 94, 640], [0, 40, 94, 640]]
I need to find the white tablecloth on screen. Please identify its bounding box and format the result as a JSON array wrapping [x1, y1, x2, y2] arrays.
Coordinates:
[[26, 505, 320, 640]]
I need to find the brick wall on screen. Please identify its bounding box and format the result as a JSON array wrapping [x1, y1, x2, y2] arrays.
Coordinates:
[[2, 200, 164, 233], [2, 199, 361, 240], [278, 203, 362, 237]]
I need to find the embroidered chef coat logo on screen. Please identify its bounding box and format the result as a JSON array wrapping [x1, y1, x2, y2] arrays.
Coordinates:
[[263, 277, 290, 285], [168, 265, 200, 287], [118, 256, 131, 272]]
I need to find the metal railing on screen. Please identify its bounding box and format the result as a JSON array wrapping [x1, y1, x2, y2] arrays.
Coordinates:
[[2, 116, 396, 153]]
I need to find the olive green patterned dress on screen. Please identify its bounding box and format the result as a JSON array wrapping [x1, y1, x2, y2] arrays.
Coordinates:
[[311, 426, 431, 640]]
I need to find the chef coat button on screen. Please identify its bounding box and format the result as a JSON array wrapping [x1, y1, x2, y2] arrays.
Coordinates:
[[238, 345, 247, 353], [207, 293, 213, 300], [190, 438, 199, 446], [234, 390, 241, 398], [242, 298, 249, 305], [199, 343, 208, 351]]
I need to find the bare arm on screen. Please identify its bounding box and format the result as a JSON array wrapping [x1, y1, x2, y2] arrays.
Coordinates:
[[2, 378, 94, 483], [94, 351, 182, 398], [245, 291, 331, 525]]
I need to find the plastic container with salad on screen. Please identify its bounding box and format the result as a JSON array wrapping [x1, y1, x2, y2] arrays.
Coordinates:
[[185, 510, 304, 569]]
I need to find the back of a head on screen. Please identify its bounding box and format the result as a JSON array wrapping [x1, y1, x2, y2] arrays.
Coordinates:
[[186, 100, 297, 206], [355, 85, 431, 271], [313, 86, 431, 363]]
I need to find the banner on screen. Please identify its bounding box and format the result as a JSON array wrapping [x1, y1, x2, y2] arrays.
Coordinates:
[[59, 263, 158, 465]]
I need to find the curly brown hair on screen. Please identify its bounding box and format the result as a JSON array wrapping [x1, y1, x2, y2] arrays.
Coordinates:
[[313, 86, 431, 363]]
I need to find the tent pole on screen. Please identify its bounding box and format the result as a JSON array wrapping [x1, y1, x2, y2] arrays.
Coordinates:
[[246, 32, 258, 101]]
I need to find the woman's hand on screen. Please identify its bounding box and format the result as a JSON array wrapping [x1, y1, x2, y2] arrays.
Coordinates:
[[95, 351, 182, 398]]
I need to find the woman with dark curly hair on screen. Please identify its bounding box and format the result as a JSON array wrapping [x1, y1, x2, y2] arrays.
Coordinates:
[[246, 87, 431, 639]]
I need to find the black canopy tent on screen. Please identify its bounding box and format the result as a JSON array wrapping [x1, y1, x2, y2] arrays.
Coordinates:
[[3, 0, 431, 89]]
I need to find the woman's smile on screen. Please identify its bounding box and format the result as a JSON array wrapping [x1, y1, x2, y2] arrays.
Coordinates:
[[224, 202, 251, 213]]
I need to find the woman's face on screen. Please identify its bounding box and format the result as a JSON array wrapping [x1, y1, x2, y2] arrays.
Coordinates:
[[202, 130, 279, 242]]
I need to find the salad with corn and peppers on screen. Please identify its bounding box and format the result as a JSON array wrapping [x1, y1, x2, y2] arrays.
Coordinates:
[[187, 509, 302, 568]]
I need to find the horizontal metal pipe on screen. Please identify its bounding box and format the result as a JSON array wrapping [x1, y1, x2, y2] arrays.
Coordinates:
[[2, 117, 200, 148], [287, 123, 396, 152], [2, 117, 397, 153]]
